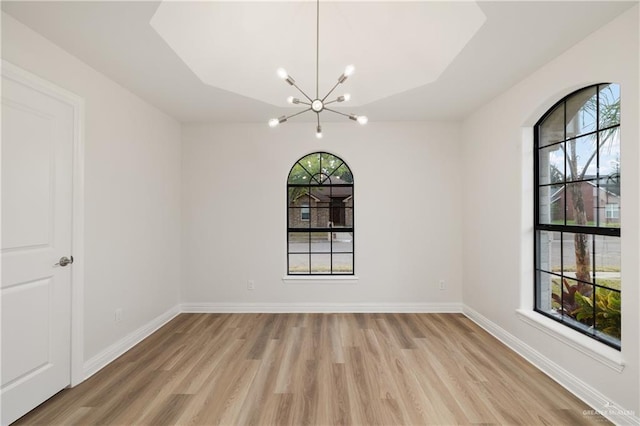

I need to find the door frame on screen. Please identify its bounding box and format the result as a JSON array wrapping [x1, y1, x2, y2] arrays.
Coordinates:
[[2, 60, 85, 387]]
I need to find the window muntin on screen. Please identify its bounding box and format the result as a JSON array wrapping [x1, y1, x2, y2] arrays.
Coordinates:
[[534, 83, 621, 349], [287, 152, 354, 275]]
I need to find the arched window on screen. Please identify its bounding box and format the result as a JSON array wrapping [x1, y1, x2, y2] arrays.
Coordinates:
[[534, 83, 621, 349], [287, 152, 354, 275]]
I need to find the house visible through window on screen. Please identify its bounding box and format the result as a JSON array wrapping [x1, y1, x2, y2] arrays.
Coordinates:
[[287, 152, 354, 275], [534, 83, 621, 349]]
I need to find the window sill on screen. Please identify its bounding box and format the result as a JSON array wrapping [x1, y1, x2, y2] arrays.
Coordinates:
[[282, 275, 359, 285], [516, 309, 625, 372]]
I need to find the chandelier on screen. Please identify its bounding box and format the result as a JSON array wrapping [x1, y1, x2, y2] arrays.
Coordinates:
[[268, 0, 367, 139]]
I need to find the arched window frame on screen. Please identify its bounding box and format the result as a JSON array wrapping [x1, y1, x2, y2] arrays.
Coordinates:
[[287, 152, 354, 275], [534, 83, 621, 349]]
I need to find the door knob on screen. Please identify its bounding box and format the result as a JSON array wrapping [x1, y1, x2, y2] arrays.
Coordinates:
[[55, 256, 74, 267]]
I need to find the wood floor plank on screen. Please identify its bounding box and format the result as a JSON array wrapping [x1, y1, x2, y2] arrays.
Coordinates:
[[273, 323, 303, 395], [327, 362, 351, 425], [235, 339, 283, 426], [13, 313, 611, 426]]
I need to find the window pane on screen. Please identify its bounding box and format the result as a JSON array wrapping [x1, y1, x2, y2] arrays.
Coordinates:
[[538, 184, 564, 225], [539, 103, 565, 147], [289, 254, 310, 274], [598, 83, 620, 129], [320, 153, 342, 178], [288, 188, 310, 204], [536, 270, 562, 316], [310, 186, 329, 201], [597, 127, 620, 229], [344, 208, 353, 228], [329, 207, 348, 228], [599, 130, 620, 180], [288, 208, 309, 228], [333, 253, 353, 274], [560, 278, 594, 327], [594, 235, 620, 291], [599, 203, 620, 228], [594, 288, 621, 344], [332, 185, 353, 200], [288, 232, 309, 253], [565, 134, 598, 181], [310, 254, 331, 274], [310, 235, 332, 253], [566, 86, 597, 138], [539, 143, 564, 185], [562, 233, 594, 283], [300, 153, 321, 176], [564, 181, 597, 226], [333, 163, 354, 184], [288, 163, 311, 184], [309, 208, 330, 229], [332, 235, 353, 253], [536, 231, 561, 273]]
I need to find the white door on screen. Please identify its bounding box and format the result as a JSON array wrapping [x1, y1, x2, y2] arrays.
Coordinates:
[[1, 67, 75, 425]]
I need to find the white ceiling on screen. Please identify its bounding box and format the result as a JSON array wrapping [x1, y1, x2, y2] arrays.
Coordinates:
[[150, 1, 486, 107], [1, 1, 635, 123]]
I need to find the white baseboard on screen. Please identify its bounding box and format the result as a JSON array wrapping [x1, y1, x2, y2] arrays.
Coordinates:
[[181, 302, 463, 313], [463, 305, 639, 426], [82, 305, 181, 379]]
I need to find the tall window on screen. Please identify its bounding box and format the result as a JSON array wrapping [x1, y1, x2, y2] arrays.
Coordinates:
[[287, 152, 354, 275], [534, 83, 621, 349]]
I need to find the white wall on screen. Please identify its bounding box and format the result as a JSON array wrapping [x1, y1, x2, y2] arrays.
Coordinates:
[[181, 122, 463, 308], [2, 13, 182, 361], [461, 6, 639, 415]]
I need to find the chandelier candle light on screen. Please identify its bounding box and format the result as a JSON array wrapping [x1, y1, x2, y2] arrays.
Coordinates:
[[268, 0, 367, 138]]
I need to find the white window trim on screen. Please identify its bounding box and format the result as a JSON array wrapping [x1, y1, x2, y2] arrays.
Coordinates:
[[516, 309, 625, 372], [282, 275, 359, 284]]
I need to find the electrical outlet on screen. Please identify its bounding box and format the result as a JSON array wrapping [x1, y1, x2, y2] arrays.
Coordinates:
[[439, 280, 446, 291], [247, 280, 255, 291], [115, 308, 123, 322]]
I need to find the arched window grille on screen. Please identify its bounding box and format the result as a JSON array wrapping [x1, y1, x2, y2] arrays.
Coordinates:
[[287, 152, 354, 275]]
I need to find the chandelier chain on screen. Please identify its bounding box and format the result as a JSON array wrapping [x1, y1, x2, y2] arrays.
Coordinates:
[[316, 0, 320, 100]]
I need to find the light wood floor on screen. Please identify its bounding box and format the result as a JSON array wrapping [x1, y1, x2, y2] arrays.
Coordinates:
[[15, 313, 608, 425]]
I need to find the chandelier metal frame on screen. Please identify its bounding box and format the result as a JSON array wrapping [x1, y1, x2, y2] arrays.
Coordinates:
[[268, 0, 367, 138]]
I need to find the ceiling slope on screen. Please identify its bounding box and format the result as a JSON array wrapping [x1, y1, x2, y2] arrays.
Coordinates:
[[1, 1, 635, 123]]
